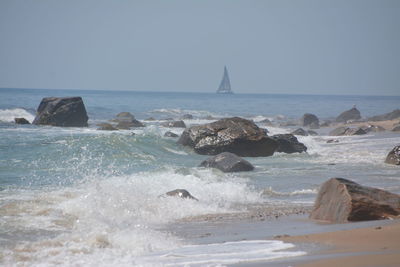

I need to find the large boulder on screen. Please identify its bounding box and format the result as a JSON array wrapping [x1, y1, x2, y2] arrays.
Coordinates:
[[335, 107, 361, 123], [368, 109, 400, 121], [199, 152, 254, 172], [32, 97, 88, 127], [14, 118, 30, 124], [329, 126, 366, 136], [310, 178, 400, 222], [177, 117, 278, 156], [301, 113, 319, 128], [161, 120, 186, 128], [385, 145, 400, 165], [113, 112, 144, 128], [271, 134, 307, 154]]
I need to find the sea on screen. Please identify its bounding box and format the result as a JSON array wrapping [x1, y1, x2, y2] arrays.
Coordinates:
[[1, 88, 400, 266]]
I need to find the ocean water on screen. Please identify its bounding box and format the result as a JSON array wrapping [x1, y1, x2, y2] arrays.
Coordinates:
[[0, 88, 399, 266]]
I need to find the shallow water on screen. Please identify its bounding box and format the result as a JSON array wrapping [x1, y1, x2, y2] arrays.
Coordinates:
[[1, 88, 399, 266]]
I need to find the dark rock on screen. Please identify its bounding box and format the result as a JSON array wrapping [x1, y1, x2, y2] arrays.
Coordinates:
[[14, 118, 30, 124], [326, 139, 339, 143], [32, 97, 88, 127], [310, 178, 400, 222], [271, 134, 307, 154], [320, 121, 331, 127], [307, 130, 318, 136], [165, 189, 198, 201], [162, 120, 186, 128], [279, 121, 298, 127], [97, 123, 118, 131], [116, 120, 144, 129], [164, 131, 179, 138], [182, 114, 193, 120], [336, 107, 361, 123], [361, 124, 386, 133], [385, 145, 400, 165], [368, 109, 400, 121], [291, 128, 308, 136], [144, 117, 156, 121], [259, 118, 273, 126], [329, 126, 366, 136], [116, 112, 135, 121], [199, 152, 254, 172], [392, 125, 400, 132], [177, 117, 279, 157], [301, 113, 319, 128]]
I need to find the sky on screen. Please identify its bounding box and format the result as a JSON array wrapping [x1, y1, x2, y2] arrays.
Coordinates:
[[0, 0, 399, 95]]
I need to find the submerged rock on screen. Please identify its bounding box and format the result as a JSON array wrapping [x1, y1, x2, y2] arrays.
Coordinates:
[[165, 189, 198, 201], [271, 134, 307, 154], [14, 118, 30, 124], [164, 131, 179, 138], [199, 152, 254, 172], [182, 114, 193, 119], [291, 128, 309, 136], [116, 120, 144, 129], [301, 113, 319, 128], [33, 97, 89, 127], [385, 145, 400, 165], [177, 117, 278, 157], [335, 107, 361, 123], [310, 178, 400, 222], [161, 120, 186, 128], [97, 123, 118, 131], [326, 139, 339, 143]]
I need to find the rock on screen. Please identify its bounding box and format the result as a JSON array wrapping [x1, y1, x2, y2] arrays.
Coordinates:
[[310, 178, 400, 222], [97, 123, 118, 131], [361, 124, 386, 133], [116, 120, 144, 129], [144, 117, 156, 121], [385, 145, 400, 165], [301, 113, 319, 128], [199, 152, 254, 172], [14, 118, 30, 124], [116, 112, 135, 121], [177, 117, 279, 157], [336, 107, 361, 123], [368, 109, 400, 121], [307, 130, 318, 136], [320, 121, 331, 127], [392, 125, 400, 132], [329, 126, 366, 136], [326, 139, 339, 143], [291, 128, 308, 136], [271, 134, 307, 153], [32, 97, 89, 127], [259, 118, 273, 126], [182, 114, 193, 119], [165, 189, 198, 201], [161, 120, 186, 128], [164, 131, 179, 138]]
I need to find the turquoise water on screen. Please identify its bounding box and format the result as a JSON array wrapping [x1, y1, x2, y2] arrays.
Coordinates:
[[0, 88, 399, 266]]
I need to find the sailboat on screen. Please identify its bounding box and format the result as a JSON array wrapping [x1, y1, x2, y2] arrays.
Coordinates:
[[216, 66, 233, 94]]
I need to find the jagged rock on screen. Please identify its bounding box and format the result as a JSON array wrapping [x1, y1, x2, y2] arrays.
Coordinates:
[[368, 109, 400, 121], [164, 131, 179, 138], [97, 123, 118, 131], [291, 128, 308, 136], [329, 126, 366, 136], [361, 124, 386, 133], [199, 152, 254, 172], [33, 97, 88, 127], [182, 114, 193, 119], [165, 189, 198, 201], [385, 145, 400, 165], [162, 120, 186, 128], [301, 113, 319, 128], [310, 178, 400, 222], [271, 134, 307, 153], [336, 107, 361, 123], [14, 118, 30, 124], [177, 117, 278, 157]]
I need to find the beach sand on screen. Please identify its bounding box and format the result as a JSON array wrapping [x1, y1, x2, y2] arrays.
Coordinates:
[[277, 219, 400, 267]]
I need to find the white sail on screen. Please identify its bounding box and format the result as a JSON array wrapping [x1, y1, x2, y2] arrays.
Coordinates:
[[217, 66, 233, 94]]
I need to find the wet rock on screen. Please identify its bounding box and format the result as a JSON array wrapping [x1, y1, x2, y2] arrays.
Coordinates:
[[329, 126, 366, 136], [116, 112, 135, 121], [291, 128, 308, 136], [271, 134, 307, 154], [368, 109, 400, 121], [385, 145, 400, 165], [144, 117, 156, 121], [97, 123, 118, 131], [307, 130, 318, 136], [301, 113, 319, 128], [391, 123, 400, 132], [320, 121, 331, 127], [199, 152, 254, 172], [162, 120, 186, 128], [116, 120, 144, 129], [165, 189, 198, 201], [259, 118, 273, 126], [14, 118, 30, 124], [326, 139, 339, 143], [164, 131, 179, 138], [182, 114, 193, 119], [177, 117, 278, 157], [361, 124, 386, 133], [33, 97, 89, 127], [335, 107, 361, 123], [310, 178, 400, 222]]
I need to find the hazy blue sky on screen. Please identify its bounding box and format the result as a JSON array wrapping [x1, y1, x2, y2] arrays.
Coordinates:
[[1, 0, 399, 95]]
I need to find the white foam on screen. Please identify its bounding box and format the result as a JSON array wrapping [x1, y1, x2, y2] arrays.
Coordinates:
[[0, 108, 35, 123]]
